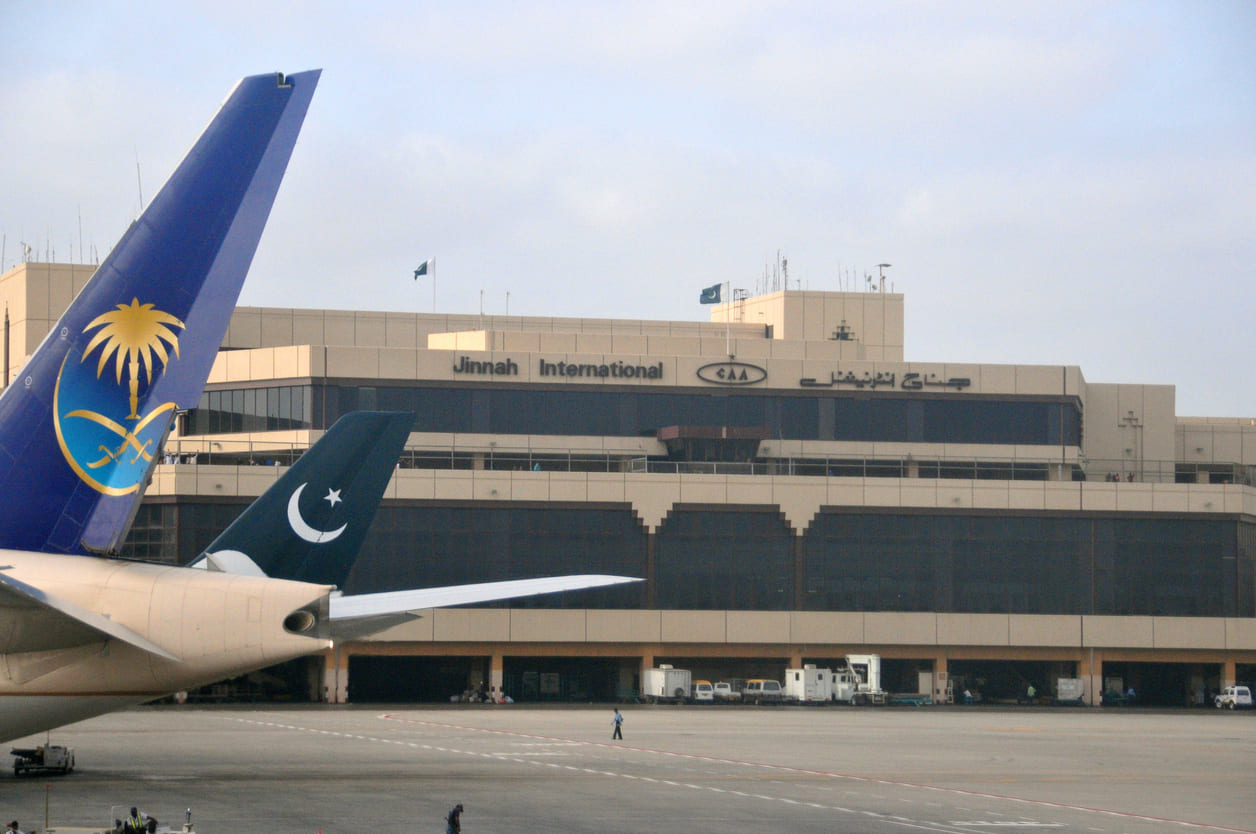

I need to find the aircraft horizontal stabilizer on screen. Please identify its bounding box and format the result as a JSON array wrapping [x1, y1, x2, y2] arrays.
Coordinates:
[[327, 575, 643, 640], [0, 569, 180, 661]]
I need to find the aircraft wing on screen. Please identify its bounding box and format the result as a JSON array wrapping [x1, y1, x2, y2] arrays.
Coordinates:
[[327, 575, 643, 641], [0, 568, 180, 661]]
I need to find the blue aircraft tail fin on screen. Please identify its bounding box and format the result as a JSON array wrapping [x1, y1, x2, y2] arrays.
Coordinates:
[[192, 412, 413, 586], [0, 70, 320, 555]]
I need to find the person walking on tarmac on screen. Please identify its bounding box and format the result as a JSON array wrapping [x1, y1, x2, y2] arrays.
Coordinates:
[[612, 708, 624, 740], [445, 803, 463, 834]]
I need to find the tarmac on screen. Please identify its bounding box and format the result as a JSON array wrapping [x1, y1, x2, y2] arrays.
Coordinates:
[[3, 703, 1252, 834]]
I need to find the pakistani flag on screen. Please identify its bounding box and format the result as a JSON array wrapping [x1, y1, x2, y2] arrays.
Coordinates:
[[699, 283, 723, 304], [413, 258, 433, 280]]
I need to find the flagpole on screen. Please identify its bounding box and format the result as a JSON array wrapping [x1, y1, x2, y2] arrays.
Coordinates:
[[725, 281, 732, 357], [432, 258, 436, 314]]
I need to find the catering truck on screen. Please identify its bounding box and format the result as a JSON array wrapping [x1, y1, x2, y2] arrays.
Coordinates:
[[784, 665, 833, 703], [839, 654, 887, 705]]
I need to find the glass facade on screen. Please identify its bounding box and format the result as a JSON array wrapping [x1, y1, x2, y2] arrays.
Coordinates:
[[187, 385, 311, 433], [804, 513, 1241, 616], [122, 502, 1254, 618], [655, 509, 795, 610], [185, 383, 1082, 447], [343, 505, 648, 609]]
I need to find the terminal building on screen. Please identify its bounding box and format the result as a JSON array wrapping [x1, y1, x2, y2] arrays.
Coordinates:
[[4, 261, 1255, 706]]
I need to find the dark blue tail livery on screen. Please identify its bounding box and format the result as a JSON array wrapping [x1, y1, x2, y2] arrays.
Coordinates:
[[194, 412, 413, 587], [0, 70, 320, 555]]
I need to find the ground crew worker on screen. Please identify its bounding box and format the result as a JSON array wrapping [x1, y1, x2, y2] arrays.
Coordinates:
[[445, 803, 463, 834], [122, 807, 155, 834]]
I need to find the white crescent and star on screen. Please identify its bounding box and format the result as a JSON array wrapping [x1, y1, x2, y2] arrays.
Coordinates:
[[287, 482, 347, 543]]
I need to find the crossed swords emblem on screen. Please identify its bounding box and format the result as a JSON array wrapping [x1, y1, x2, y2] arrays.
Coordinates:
[[63, 402, 177, 468], [58, 297, 185, 475]]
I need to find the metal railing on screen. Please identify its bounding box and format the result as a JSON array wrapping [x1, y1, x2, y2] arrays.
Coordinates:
[[156, 437, 1253, 485]]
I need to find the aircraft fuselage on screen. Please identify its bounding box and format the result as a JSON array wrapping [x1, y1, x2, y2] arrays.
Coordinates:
[[0, 551, 331, 743]]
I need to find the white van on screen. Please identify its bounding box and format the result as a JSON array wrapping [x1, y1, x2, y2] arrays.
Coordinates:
[[691, 680, 714, 702], [1215, 685, 1253, 709]]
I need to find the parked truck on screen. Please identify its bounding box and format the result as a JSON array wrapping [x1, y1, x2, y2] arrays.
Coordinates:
[[839, 654, 887, 705], [784, 665, 833, 703], [641, 665, 692, 703], [831, 666, 860, 703]]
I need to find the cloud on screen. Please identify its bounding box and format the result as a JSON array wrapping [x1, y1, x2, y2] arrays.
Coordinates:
[[4, 1, 1254, 414]]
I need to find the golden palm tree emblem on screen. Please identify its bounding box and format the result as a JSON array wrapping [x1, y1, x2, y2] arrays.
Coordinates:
[[81, 298, 185, 420]]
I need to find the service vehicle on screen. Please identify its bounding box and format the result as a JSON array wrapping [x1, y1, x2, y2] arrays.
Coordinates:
[[691, 680, 714, 702], [784, 665, 833, 703], [839, 654, 888, 705], [12, 743, 74, 776], [712, 681, 741, 701], [641, 665, 692, 703], [831, 667, 861, 703], [36, 806, 195, 834], [1215, 685, 1253, 709], [743, 678, 784, 704]]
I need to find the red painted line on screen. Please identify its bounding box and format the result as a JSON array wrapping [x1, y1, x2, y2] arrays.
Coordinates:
[[379, 713, 1255, 834]]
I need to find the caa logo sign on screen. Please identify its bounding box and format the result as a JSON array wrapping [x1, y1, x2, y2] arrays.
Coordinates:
[[696, 361, 768, 386]]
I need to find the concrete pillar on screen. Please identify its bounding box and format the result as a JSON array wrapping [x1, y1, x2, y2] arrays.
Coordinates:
[[1080, 649, 1101, 706], [934, 655, 949, 703], [1222, 659, 1237, 689], [489, 652, 505, 700], [322, 646, 348, 704], [906, 459, 920, 478], [306, 656, 323, 702], [789, 652, 803, 667]]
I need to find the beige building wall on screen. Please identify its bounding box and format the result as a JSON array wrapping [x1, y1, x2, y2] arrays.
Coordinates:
[[0, 262, 96, 384], [1082, 383, 1178, 481], [1177, 417, 1256, 467], [709, 289, 905, 361], [357, 609, 1256, 653]]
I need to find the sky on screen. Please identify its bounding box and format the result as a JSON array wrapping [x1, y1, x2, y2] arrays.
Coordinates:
[[2, 1, 1253, 415]]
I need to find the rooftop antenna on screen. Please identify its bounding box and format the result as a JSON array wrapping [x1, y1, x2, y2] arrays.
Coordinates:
[[135, 149, 145, 215], [877, 263, 891, 293]]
